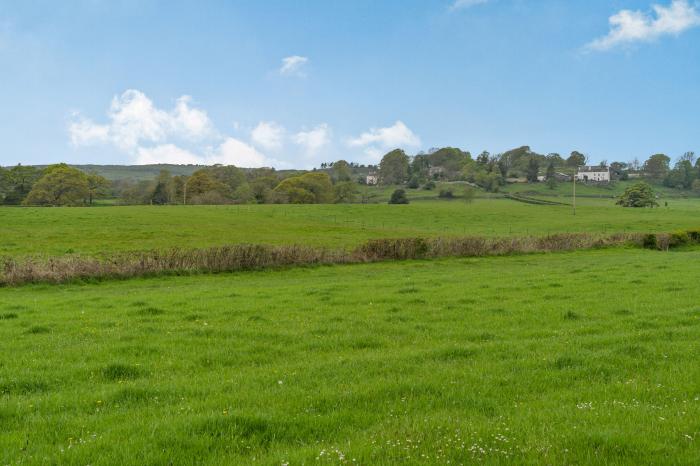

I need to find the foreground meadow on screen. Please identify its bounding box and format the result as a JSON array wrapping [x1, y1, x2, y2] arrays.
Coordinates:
[[2, 198, 700, 257], [1, 247, 699, 465]]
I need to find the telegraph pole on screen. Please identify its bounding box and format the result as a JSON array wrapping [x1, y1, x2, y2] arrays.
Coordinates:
[[573, 168, 577, 216]]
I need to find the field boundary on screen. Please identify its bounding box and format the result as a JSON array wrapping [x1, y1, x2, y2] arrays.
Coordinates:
[[2, 230, 698, 287]]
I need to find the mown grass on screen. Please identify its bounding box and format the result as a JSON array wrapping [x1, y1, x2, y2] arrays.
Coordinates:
[[2, 198, 700, 257], [1, 248, 700, 464]]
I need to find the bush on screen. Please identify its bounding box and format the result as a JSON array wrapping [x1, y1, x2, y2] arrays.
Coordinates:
[[670, 231, 690, 247], [389, 189, 409, 205], [642, 234, 658, 250], [617, 182, 658, 208], [407, 176, 421, 189], [423, 181, 436, 191], [438, 188, 454, 199]]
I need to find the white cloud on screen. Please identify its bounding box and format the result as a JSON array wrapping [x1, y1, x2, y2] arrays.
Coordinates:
[[293, 123, 331, 156], [69, 89, 215, 150], [450, 0, 490, 11], [210, 137, 272, 167], [251, 121, 286, 151], [68, 116, 109, 146], [135, 139, 275, 168], [348, 121, 421, 149], [586, 0, 700, 51], [348, 121, 421, 163], [279, 55, 309, 77], [135, 144, 202, 165]]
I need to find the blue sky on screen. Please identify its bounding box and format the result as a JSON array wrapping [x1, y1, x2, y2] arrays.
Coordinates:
[[0, 0, 698, 168]]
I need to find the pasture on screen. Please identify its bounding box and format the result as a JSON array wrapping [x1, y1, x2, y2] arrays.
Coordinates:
[[1, 248, 700, 464], [2, 198, 700, 257]]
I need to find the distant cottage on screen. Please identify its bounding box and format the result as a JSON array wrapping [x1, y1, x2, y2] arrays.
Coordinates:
[[366, 172, 379, 185], [576, 166, 610, 183]]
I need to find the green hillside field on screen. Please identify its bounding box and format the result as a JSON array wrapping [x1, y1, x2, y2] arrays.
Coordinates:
[[1, 247, 699, 464], [1, 198, 700, 258]]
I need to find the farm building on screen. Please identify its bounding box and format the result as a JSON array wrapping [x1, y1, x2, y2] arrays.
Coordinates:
[[366, 172, 379, 185], [576, 166, 610, 183]]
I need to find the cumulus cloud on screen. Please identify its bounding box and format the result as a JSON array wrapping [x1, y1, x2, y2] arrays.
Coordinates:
[[293, 124, 331, 157], [135, 139, 274, 168], [279, 55, 309, 77], [211, 137, 272, 167], [586, 0, 700, 51], [68, 89, 334, 168], [348, 121, 421, 162], [135, 144, 202, 165], [348, 121, 421, 149], [69, 89, 215, 150], [450, 0, 490, 11], [251, 121, 286, 151]]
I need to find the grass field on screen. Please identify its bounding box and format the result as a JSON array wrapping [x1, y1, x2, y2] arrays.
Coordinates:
[[1, 247, 699, 464], [2, 198, 700, 257]]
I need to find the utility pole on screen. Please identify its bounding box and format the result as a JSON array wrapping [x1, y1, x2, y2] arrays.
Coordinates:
[[573, 168, 577, 216]]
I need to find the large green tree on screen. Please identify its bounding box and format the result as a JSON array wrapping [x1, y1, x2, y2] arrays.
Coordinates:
[[273, 172, 333, 204], [617, 182, 658, 208], [378, 149, 409, 185], [526, 158, 540, 183], [23, 164, 89, 206], [567, 151, 587, 167], [2, 165, 42, 205], [86, 173, 110, 205], [331, 160, 352, 182], [643, 154, 671, 180]]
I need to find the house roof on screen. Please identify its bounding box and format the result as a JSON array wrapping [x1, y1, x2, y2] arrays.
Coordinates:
[[578, 166, 609, 173]]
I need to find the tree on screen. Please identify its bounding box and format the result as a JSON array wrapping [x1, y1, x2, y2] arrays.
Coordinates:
[[526, 158, 540, 183], [182, 170, 233, 204], [428, 147, 471, 179], [545, 162, 557, 190], [333, 181, 358, 203], [86, 173, 110, 205], [693, 179, 700, 195], [567, 151, 587, 167], [389, 189, 409, 204], [617, 182, 658, 208], [643, 154, 671, 180], [273, 172, 334, 204], [331, 160, 352, 182], [23, 164, 89, 206], [206, 165, 247, 193], [2, 165, 42, 205], [378, 149, 409, 185], [0, 167, 9, 202], [151, 170, 173, 205], [664, 160, 695, 189]]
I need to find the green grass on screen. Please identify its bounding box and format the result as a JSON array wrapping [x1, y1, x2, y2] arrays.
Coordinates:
[[1, 248, 700, 464], [2, 198, 700, 257], [501, 179, 692, 198]]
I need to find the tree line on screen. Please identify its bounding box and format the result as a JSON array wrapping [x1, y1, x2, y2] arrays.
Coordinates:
[[1, 147, 697, 206], [376, 147, 700, 193], [0, 164, 109, 206]]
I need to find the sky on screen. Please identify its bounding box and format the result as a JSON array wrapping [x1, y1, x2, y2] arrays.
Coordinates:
[[0, 0, 699, 168]]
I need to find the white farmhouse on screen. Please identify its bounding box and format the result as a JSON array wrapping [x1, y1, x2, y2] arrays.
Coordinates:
[[366, 172, 379, 185], [576, 166, 610, 183]]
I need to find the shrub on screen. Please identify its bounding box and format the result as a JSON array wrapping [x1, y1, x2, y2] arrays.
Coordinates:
[[389, 189, 409, 205], [642, 234, 658, 250], [423, 181, 436, 190], [438, 188, 454, 199], [670, 231, 690, 247], [407, 176, 420, 189], [617, 182, 658, 208]]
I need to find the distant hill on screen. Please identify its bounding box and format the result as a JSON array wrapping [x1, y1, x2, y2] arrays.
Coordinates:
[[67, 164, 207, 181]]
